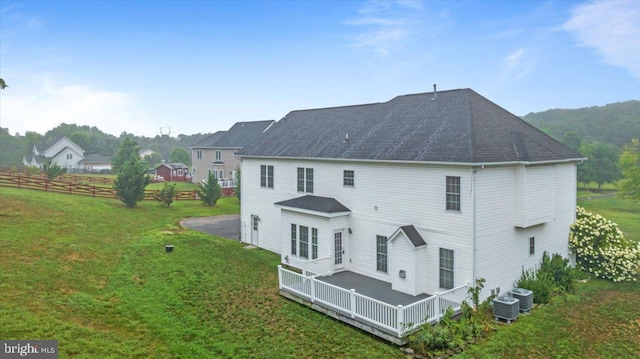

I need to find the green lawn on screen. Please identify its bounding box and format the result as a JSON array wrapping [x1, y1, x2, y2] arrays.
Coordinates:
[[0, 188, 402, 358], [579, 196, 640, 243]]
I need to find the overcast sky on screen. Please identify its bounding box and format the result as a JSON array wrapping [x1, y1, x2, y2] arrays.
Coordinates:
[[1, 0, 639, 137]]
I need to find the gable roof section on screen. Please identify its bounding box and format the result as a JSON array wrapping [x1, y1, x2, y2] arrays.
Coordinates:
[[274, 195, 351, 217], [389, 225, 427, 248], [191, 131, 227, 148], [79, 154, 112, 164], [157, 162, 189, 170], [192, 120, 275, 149], [239, 89, 581, 164]]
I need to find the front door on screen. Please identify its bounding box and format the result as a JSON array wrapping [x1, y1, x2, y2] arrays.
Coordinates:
[[251, 215, 259, 246], [334, 230, 345, 270]]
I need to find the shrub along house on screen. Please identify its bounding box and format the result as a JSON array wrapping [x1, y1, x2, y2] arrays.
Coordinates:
[[237, 87, 583, 343]]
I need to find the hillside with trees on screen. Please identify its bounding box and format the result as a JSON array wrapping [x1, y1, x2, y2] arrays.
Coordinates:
[[522, 100, 640, 148]]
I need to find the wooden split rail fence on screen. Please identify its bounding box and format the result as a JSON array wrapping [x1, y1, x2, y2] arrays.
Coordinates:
[[0, 173, 234, 199]]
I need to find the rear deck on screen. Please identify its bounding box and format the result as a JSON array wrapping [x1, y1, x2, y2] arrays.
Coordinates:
[[278, 266, 469, 344]]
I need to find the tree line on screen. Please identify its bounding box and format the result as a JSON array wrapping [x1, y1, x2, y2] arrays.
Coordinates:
[[0, 123, 211, 169]]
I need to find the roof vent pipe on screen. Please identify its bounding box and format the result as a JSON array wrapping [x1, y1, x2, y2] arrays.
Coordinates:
[[432, 84, 437, 100]]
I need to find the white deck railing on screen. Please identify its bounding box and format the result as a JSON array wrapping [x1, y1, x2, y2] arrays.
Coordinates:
[[301, 255, 332, 277], [277, 265, 470, 337]]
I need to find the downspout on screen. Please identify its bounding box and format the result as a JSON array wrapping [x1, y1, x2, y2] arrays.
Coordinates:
[[471, 167, 480, 296]]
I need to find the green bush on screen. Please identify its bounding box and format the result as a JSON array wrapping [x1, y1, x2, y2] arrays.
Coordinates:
[[516, 267, 555, 304], [155, 182, 177, 207], [539, 252, 577, 293]]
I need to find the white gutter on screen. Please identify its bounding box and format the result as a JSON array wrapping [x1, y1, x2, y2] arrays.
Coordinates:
[[236, 155, 587, 167]]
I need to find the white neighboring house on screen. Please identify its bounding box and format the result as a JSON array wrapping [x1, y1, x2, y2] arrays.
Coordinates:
[[238, 88, 583, 303], [22, 137, 85, 170]]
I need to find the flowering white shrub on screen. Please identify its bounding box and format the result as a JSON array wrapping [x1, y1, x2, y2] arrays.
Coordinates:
[[569, 207, 640, 282]]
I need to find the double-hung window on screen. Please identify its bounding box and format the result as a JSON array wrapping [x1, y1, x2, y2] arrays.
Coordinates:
[[343, 170, 355, 187], [215, 150, 222, 161], [376, 235, 388, 273], [297, 167, 314, 193], [299, 226, 309, 259], [529, 237, 535, 256], [439, 248, 454, 289], [290, 224, 317, 259], [261, 165, 274, 188], [196, 150, 203, 160], [311, 228, 318, 260], [446, 176, 461, 212]]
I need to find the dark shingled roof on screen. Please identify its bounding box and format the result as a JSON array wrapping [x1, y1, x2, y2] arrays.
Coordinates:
[[192, 120, 274, 149], [392, 225, 427, 248], [275, 195, 351, 214], [158, 162, 189, 170], [239, 89, 581, 163]]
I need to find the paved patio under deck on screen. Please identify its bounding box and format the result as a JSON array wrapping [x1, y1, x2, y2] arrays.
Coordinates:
[[316, 271, 431, 306]]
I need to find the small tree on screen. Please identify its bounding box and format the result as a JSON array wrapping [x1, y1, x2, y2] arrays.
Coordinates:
[[114, 154, 151, 208], [196, 171, 221, 206], [43, 161, 67, 181], [111, 136, 139, 174], [618, 139, 640, 201], [234, 168, 241, 201], [155, 182, 177, 207], [170, 147, 191, 166]]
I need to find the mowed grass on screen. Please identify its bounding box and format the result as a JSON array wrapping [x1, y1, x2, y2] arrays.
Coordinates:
[[458, 195, 640, 358], [0, 188, 403, 358]]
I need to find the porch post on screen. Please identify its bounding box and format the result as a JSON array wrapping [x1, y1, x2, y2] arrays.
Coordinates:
[[434, 291, 441, 322], [329, 254, 334, 275], [397, 305, 404, 337], [310, 276, 315, 303], [277, 265, 283, 290], [350, 289, 356, 318]]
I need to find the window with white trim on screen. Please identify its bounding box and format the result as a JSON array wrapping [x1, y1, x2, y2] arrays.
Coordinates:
[[196, 150, 202, 160], [439, 248, 454, 289], [215, 150, 222, 161], [299, 226, 309, 259], [291, 224, 297, 256], [446, 176, 461, 212], [529, 237, 535, 256], [290, 224, 318, 259], [297, 167, 313, 193], [261, 165, 274, 188], [312, 228, 318, 260], [376, 235, 388, 273], [343, 170, 354, 187]]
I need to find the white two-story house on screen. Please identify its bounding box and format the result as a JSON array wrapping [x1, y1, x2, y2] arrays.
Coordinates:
[[237, 88, 582, 341], [23, 136, 85, 170]]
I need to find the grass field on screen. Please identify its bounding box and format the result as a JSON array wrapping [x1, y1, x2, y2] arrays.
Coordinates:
[[1, 187, 638, 358], [0, 188, 402, 358]]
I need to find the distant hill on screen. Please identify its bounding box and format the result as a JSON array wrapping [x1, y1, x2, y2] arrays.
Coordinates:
[[522, 100, 640, 148]]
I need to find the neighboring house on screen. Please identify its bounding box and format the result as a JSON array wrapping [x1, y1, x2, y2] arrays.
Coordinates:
[[79, 154, 112, 173], [237, 88, 583, 341], [190, 120, 275, 184], [139, 149, 156, 159], [155, 162, 190, 182], [22, 137, 85, 170]]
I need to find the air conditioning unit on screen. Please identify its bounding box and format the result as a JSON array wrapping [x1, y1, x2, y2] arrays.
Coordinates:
[[509, 288, 533, 313], [493, 296, 520, 323]]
